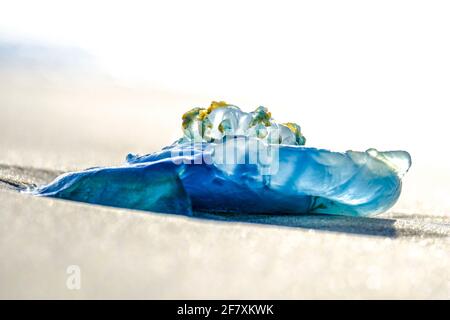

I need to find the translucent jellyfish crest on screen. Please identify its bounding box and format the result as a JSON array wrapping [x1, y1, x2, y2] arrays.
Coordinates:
[[180, 101, 306, 146], [172, 101, 307, 174], [32, 101, 411, 217]]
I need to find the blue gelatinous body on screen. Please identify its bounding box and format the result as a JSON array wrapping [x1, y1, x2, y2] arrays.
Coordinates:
[[32, 102, 412, 217], [34, 139, 411, 217]]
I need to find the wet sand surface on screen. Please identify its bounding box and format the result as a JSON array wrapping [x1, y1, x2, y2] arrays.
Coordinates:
[[1, 81, 449, 299]]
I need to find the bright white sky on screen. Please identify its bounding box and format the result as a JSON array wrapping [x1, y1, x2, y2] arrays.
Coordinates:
[[1, 1, 448, 95], [1, 0, 450, 163]]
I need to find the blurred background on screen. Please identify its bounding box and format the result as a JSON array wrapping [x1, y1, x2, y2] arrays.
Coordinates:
[[1, 0, 449, 215]]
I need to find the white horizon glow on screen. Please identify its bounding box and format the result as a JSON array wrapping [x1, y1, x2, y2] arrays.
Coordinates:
[[1, 0, 450, 166]]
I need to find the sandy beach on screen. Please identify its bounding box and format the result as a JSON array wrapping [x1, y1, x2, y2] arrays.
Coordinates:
[[2, 0, 450, 302], [1, 75, 450, 299]]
